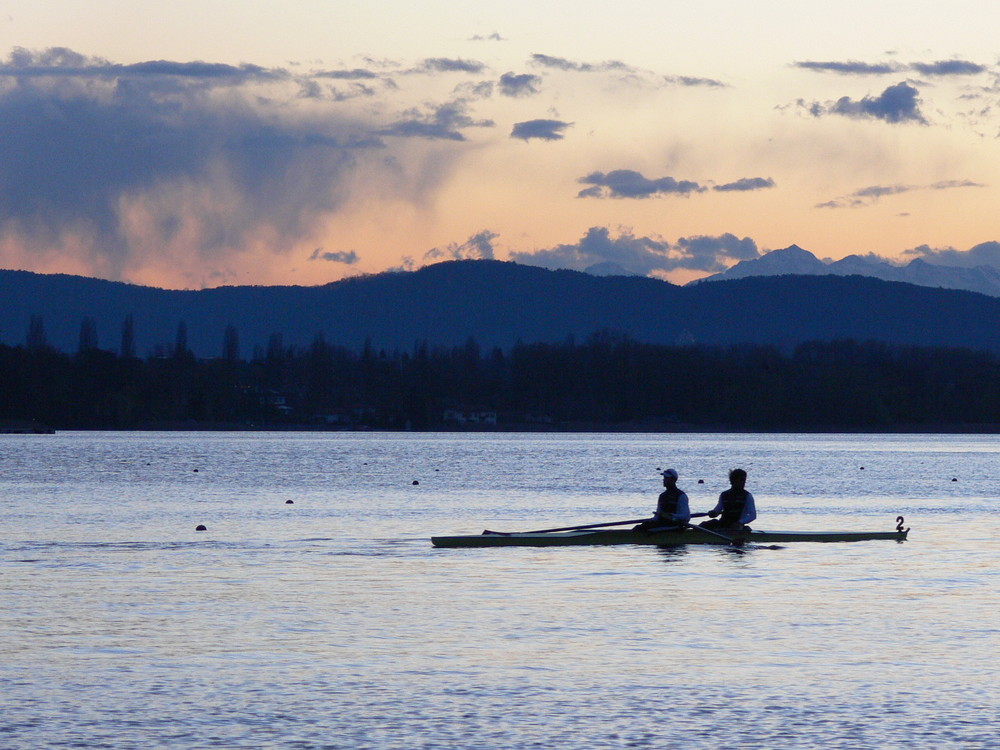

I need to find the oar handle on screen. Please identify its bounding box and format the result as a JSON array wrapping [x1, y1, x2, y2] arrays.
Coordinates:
[[687, 521, 744, 547], [493, 512, 711, 535], [517, 518, 651, 534]]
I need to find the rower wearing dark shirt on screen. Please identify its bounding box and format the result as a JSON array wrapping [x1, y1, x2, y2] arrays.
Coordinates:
[[701, 468, 756, 531], [634, 468, 691, 531]]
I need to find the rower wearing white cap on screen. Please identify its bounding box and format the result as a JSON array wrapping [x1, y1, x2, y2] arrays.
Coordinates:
[[634, 468, 691, 532]]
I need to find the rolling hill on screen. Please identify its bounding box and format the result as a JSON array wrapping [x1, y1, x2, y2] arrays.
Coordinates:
[[1, 260, 998, 357]]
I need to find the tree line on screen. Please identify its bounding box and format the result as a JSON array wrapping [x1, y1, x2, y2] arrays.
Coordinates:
[[1, 328, 998, 430]]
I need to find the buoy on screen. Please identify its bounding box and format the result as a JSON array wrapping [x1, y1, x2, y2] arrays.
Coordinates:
[[193, 469, 199, 473], [860, 467, 865, 470], [698, 479, 705, 484], [195, 524, 207, 531], [285, 499, 294, 504], [952, 478, 957, 482], [412, 480, 419, 485]]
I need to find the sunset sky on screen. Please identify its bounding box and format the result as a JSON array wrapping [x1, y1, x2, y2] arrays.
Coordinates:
[[2, 0, 999, 289]]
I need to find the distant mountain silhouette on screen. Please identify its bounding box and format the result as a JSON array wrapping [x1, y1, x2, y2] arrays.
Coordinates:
[[694, 245, 1000, 297], [1, 260, 998, 356]]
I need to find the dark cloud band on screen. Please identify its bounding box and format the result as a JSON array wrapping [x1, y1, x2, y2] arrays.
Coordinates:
[[511, 119, 571, 141], [804, 82, 926, 124]]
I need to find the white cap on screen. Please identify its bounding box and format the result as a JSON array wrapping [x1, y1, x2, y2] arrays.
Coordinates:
[[661, 468, 678, 479]]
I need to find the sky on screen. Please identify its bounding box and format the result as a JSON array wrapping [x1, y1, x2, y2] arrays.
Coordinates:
[[2, 0, 1000, 289]]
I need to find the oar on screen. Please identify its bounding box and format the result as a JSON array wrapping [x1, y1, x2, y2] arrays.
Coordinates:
[[688, 521, 744, 547], [503, 518, 650, 534], [489, 513, 711, 536]]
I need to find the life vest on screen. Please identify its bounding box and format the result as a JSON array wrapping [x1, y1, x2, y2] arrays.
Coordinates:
[[657, 486, 683, 518], [718, 488, 748, 525]]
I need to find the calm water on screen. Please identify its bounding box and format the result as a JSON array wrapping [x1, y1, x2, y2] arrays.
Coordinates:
[[1, 431, 997, 749]]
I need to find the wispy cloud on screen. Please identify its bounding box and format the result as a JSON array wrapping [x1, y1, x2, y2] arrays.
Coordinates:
[[424, 230, 498, 261], [511, 119, 571, 141], [529, 53, 722, 89], [903, 240, 1000, 269], [313, 68, 381, 80], [529, 53, 632, 73], [795, 58, 987, 77], [663, 74, 726, 88], [0, 46, 287, 85], [804, 82, 927, 124], [714, 177, 776, 192], [794, 60, 902, 75], [469, 33, 506, 42], [509, 227, 759, 275], [910, 60, 987, 76], [817, 179, 985, 209], [309, 248, 360, 264], [412, 58, 488, 75], [498, 72, 542, 97], [380, 100, 495, 140], [577, 170, 705, 198]]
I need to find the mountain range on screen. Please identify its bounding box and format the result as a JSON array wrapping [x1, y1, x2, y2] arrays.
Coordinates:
[[693, 245, 1000, 297], [1, 260, 998, 357]]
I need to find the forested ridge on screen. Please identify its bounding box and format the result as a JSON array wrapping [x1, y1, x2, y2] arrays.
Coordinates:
[[2, 333, 997, 431], [3, 261, 999, 356]]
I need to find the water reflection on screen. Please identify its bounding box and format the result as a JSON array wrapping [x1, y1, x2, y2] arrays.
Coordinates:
[[1, 431, 997, 750]]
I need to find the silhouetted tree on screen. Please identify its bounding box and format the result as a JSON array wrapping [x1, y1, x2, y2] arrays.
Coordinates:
[[222, 323, 241, 362], [120, 315, 136, 359], [26, 315, 47, 350], [77, 317, 99, 353], [174, 321, 189, 359]]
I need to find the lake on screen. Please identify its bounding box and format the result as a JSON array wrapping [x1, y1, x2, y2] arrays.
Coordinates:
[[1, 431, 997, 749]]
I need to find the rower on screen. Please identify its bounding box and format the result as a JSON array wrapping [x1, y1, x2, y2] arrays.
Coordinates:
[[700, 468, 756, 532], [634, 468, 691, 531]]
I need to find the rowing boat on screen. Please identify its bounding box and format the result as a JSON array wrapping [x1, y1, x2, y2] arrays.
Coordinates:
[[431, 525, 909, 548]]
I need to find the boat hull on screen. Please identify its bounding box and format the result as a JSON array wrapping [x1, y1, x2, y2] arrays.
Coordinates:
[[431, 527, 909, 548]]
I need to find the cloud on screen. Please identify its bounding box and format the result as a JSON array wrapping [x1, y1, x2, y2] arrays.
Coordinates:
[[903, 241, 1000, 269], [794, 60, 902, 75], [529, 53, 631, 74], [469, 33, 506, 42], [309, 248, 360, 264], [794, 59, 986, 77], [577, 170, 705, 198], [910, 60, 987, 76], [529, 52, 723, 91], [380, 100, 495, 140], [414, 58, 487, 75], [713, 177, 776, 192], [0, 47, 492, 283], [511, 119, 571, 141], [499, 72, 541, 97], [424, 230, 498, 261], [674, 233, 760, 271], [313, 68, 381, 80], [817, 180, 985, 209], [805, 82, 926, 124], [0, 47, 287, 85], [663, 75, 726, 88], [509, 227, 758, 275]]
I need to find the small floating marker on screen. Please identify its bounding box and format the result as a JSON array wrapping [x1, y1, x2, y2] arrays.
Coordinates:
[[285, 499, 294, 504], [412, 480, 419, 485], [860, 467, 865, 470], [193, 469, 199, 473], [195, 524, 207, 531], [952, 477, 958, 482], [698, 479, 705, 484]]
